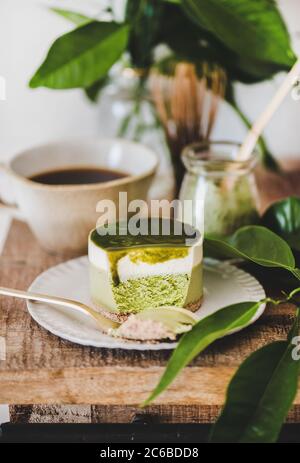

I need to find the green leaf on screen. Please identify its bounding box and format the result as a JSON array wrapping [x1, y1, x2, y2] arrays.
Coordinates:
[[50, 10, 109, 101], [161, 2, 289, 84], [181, 0, 295, 68], [205, 225, 296, 272], [261, 197, 300, 252], [142, 301, 261, 406], [210, 312, 300, 443], [29, 22, 129, 89], [50, 7, 92, 26], [84, 77, 107, 102], [126, 0, 165, 68]]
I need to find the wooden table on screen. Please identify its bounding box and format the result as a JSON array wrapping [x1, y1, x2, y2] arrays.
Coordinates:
[[0, 219, 299, 425]]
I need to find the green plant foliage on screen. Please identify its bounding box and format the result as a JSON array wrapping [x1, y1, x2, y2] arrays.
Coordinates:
[[142, 301, 261, 406], [84, 77, 108, 102], [160, 2, 291, 84], [50, 7, 91, 26], [30, 22, 129, 89], [204, 225, 298, 276], [210, 311, 300, 443], [261, 197, 300, 252], [126, 0, 165, 68], [181, 0, 295, 68]]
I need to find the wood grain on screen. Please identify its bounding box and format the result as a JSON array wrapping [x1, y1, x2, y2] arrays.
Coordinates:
[[0, 220, 299, 423]]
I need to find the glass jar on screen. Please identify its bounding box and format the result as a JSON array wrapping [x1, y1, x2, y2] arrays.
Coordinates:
[[179, 141, 259, 237], [97, 65, 174, 200]]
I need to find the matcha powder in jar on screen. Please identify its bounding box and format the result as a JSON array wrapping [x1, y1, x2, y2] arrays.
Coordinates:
[[179, 141, 260, 237]]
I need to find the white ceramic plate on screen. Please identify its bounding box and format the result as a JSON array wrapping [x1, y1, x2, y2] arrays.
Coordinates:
[[27, 257, 265, 351]]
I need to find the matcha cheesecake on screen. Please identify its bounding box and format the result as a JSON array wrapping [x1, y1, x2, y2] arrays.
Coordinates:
[[89, 218, 203, 319]]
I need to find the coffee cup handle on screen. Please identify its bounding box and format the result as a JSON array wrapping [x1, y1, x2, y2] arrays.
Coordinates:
[[0, 163, 23, 218]]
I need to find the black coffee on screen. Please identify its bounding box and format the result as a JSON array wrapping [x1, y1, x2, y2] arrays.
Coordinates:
[[29, 167, 128, 185]]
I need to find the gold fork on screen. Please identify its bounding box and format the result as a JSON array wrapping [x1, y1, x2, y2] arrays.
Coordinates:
[[0, 287, 198, 341]]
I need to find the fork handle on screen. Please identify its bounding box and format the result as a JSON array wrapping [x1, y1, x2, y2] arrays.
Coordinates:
[[0, 286, 119, 332], [0, 286, 89, 312]]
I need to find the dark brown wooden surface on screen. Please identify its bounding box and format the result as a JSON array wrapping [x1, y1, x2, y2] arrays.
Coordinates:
[[255, 160, 300, 212], [0, 219, 299, 424]]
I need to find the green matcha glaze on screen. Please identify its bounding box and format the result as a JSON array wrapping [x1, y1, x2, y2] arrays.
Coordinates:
[[107, 250, 126, 284], [128, 248, 189, 264], [90, 218, 200, 250]]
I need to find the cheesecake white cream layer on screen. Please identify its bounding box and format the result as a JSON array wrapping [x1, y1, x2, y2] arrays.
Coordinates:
[[117, 246, 202, 282], [88, 239, 202, 281], [88, 240, 111, 272]]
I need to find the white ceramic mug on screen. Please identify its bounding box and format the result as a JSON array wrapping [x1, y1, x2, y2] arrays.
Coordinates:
[[0, 138, 158, 253]]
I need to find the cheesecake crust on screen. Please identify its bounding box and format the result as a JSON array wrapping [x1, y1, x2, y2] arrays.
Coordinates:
[[92, 296, 203, 323], [185, 296, 203, 312]]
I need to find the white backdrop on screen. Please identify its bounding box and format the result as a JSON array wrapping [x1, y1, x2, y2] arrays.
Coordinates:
[[1, 0, 300, 162]]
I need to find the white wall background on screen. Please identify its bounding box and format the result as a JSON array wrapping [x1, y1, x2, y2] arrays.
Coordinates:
[[1, 0, 300, 163]]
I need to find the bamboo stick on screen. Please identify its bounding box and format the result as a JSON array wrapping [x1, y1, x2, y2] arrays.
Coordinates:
[[237, 58, 300, 161]]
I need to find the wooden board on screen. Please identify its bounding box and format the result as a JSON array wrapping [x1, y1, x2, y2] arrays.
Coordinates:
[[0, 220, 299, 423]]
